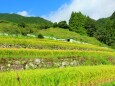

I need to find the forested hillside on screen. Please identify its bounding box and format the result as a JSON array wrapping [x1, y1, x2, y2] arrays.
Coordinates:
[[68, 12, 115, 48]]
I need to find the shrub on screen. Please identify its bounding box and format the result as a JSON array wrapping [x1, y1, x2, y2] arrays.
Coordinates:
[[37, 34, 44, 39]]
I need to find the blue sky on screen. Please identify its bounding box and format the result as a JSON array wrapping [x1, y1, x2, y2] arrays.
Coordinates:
[[0, 0, 71, 16], [0, 0, 115, 22]]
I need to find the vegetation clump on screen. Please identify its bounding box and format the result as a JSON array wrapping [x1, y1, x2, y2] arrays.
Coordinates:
[[37, 34, 44, 39]]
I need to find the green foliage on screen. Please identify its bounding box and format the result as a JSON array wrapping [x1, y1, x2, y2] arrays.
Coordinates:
[[0, 20, 9, 23], [95, 18, 115, 47], [85, 17, 96, 37], [18, 22, 26, 28], [39, 23, 50, 29], [58, 21, 69, 29], [21, 28, 29, 36], [110, 11, 115, 20], [68, 11, 115, 48], [0, 13, 52, 25], [37, 34, 44, 39], [69, 12, 87, 35], [53, 22, 58, 28]]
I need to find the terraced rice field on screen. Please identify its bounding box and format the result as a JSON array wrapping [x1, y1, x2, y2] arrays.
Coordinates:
[[0, 36, 113, 51], [0, 36, 115, 86]]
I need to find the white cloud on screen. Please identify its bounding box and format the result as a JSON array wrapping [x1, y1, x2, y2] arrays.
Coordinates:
[[17, 11, 30, 17], [44, 0, 115, 22]]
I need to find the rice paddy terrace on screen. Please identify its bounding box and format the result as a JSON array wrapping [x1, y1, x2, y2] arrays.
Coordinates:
[[0, 35, 115, 86]]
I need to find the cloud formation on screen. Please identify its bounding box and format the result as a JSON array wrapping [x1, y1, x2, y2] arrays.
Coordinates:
[[44, 0, 115, 22], [17, 11, 30, 17]]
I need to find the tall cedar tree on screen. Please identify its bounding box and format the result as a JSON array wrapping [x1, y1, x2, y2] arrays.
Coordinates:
[[69, 12, 87, 35]]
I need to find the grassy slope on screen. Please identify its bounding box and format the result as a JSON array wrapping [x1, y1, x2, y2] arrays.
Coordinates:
[[38, 28, 108, 47]]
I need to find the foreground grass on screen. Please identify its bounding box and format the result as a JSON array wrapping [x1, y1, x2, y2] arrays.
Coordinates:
[[0, 65, 115, 86], [101, 81, 115, 86]]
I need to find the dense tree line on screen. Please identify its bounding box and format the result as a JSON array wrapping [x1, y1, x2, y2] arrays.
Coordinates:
[[68, 11, 115, 48], [52, 11, 115, 48]]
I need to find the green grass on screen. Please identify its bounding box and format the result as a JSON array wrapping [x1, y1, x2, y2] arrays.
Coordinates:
[[0, 65, 115, 86], [39, 28, 107, 47]]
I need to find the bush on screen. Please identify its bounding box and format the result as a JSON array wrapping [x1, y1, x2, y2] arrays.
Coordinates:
[[18, 22, 26, 28], [58, 21, 69, 29], [53, 22, 58, 28], [37, 34, 44, 39]]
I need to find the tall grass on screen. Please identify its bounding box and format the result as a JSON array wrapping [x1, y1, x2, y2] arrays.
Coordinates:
[[0, 65, 115, 86]]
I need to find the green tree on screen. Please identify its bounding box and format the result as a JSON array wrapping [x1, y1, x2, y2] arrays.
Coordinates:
[[110, 11, 115, 20], [20, 27, 31, 36], [69, 12, 87, 35], [39, 23, 50, 29], [37, 34, 44, 39], [85, 17, 96, 37], [18, 22, 26, 28], [58, 21, 69, 29], [53, 22, 58, 28], [95, 18, 114, 46]]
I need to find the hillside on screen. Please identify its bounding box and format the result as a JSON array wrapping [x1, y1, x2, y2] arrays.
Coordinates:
[[0, 20, 108, 47], [0, 13, 52, 24], [0, 12, 115, 86], [0, 12, 115, 49], [38, 28, 107, 47]]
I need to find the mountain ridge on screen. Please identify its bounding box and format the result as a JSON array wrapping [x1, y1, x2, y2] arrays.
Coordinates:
[[0, 13, 52, 24]]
